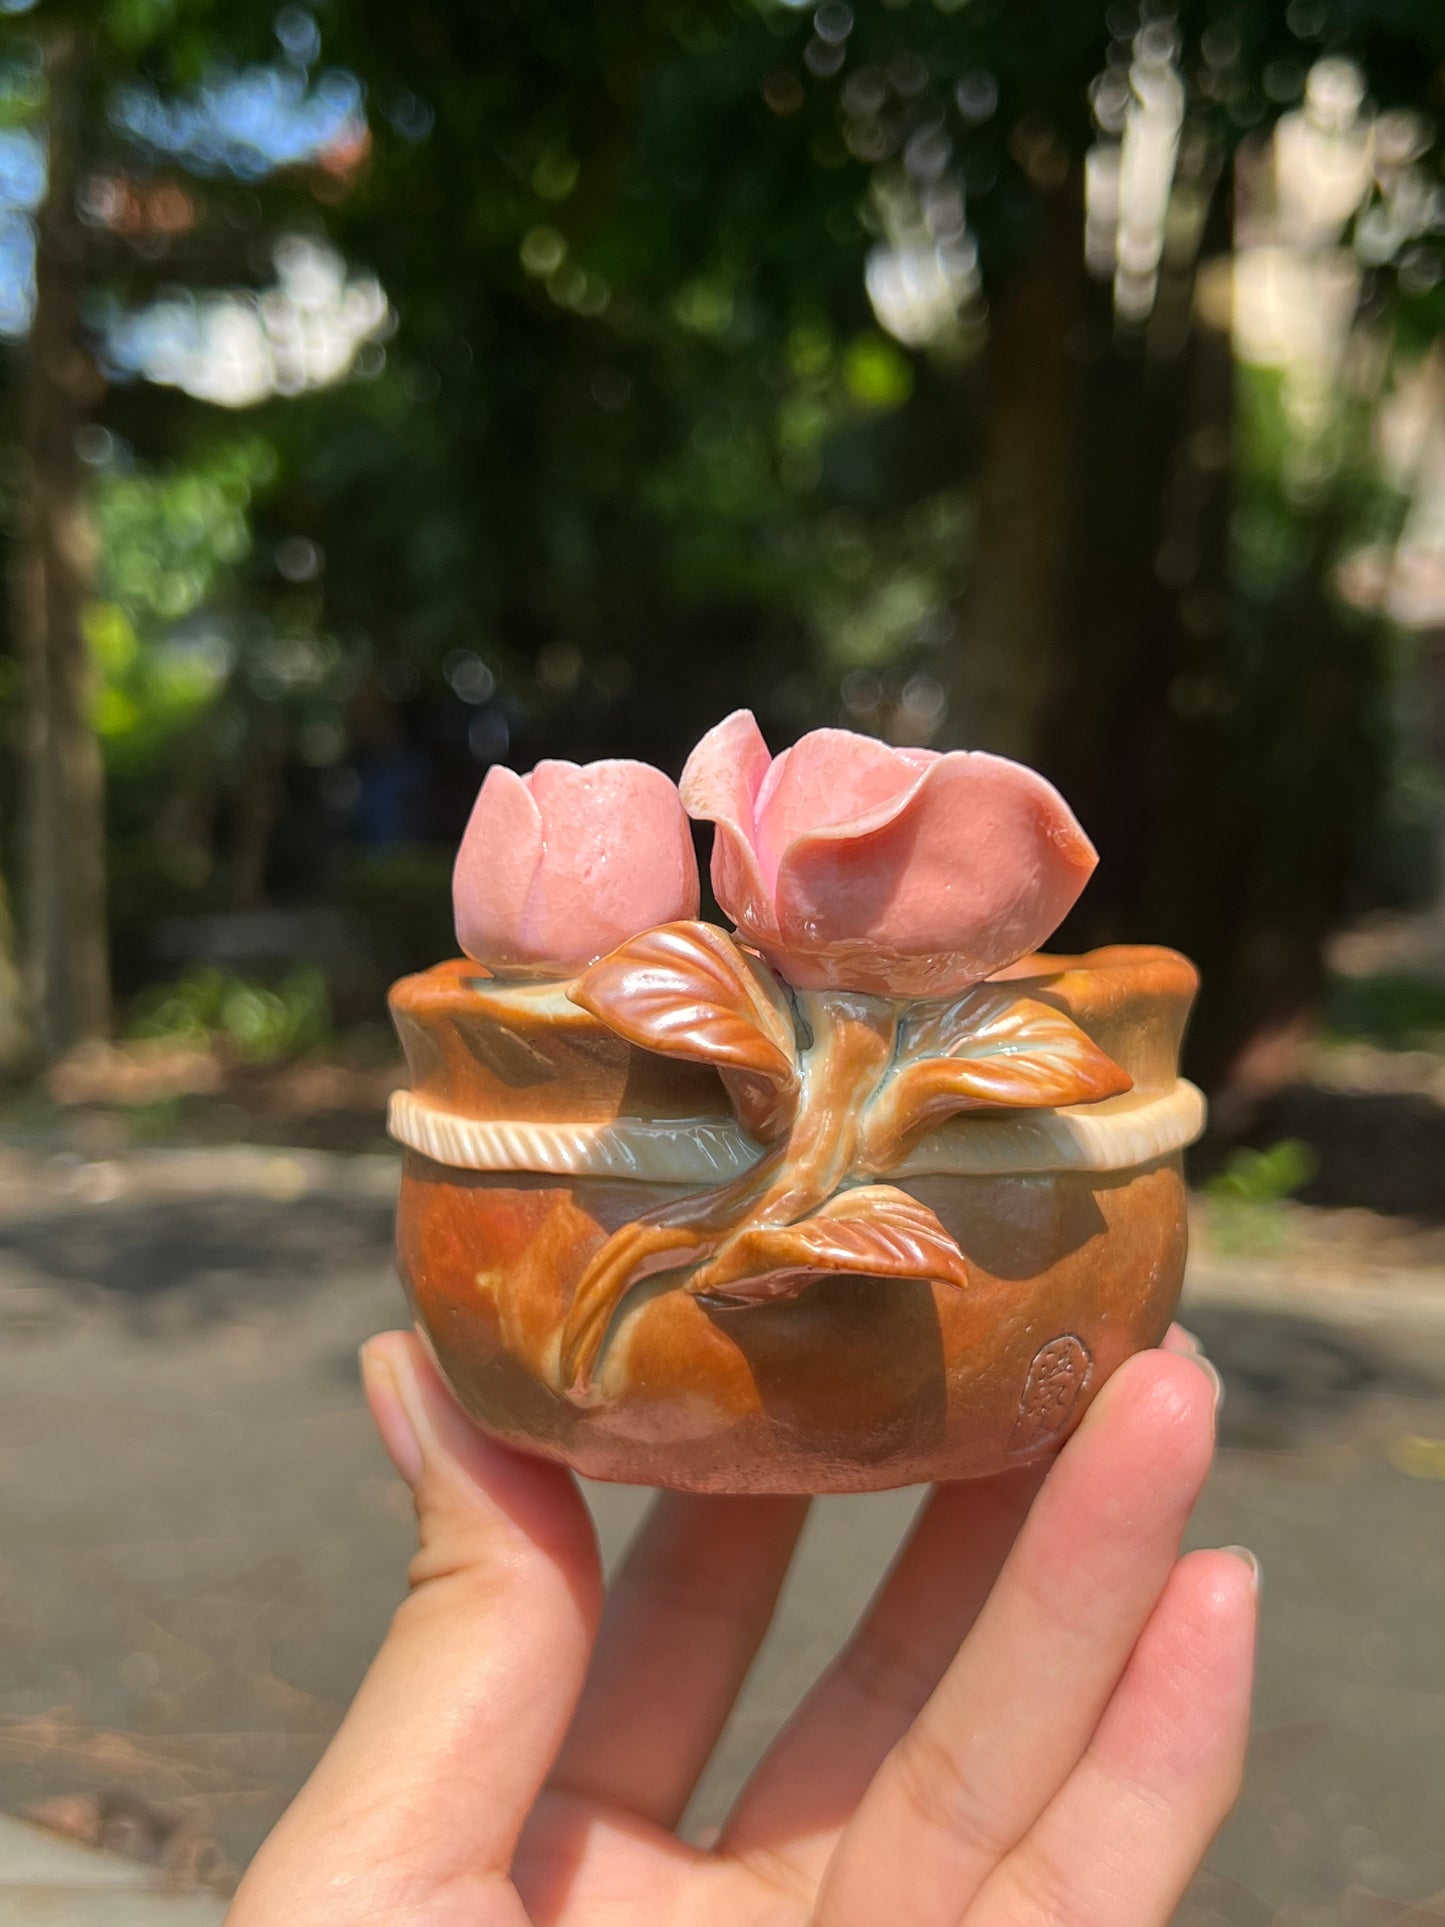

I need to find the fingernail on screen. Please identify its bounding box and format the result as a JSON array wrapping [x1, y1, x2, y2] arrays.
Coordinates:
[[360, 1340, 424, 1487], [1222, 1545, 1261, 1594], [1173, 1325, 1204, 1356], [1194, 1354, 1226, 1415], [366, 1332, 495, 1489]]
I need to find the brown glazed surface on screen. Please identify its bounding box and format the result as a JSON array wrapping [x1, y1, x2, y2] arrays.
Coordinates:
[[390, 946, 1197, 1493]]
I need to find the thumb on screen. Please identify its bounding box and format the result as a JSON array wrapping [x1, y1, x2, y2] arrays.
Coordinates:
[[230, 1331, 602, 1924]]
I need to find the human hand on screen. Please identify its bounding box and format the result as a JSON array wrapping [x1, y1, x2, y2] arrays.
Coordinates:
[[228, 1324, 1253, 1926]]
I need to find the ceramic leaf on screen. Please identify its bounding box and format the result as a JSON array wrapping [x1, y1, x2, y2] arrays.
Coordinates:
[[559, 1219, 716, 1396], [570, 920, 799, 1138], [688, 1184, 970, 1305], [864, 987, 1132, 1165]]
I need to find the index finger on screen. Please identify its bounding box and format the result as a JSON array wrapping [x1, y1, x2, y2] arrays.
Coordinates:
[[229, 1333, 602, 1921]]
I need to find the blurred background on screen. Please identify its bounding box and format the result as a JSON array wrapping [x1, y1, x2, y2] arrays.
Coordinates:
[[0, 1, 1443, 1921]]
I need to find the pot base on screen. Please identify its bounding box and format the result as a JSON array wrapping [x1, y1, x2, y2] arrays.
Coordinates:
[[397, 1149, 1188, 1493]]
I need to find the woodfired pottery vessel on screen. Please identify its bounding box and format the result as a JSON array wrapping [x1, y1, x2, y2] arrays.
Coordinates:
[[386, 712, 1206, 1494]]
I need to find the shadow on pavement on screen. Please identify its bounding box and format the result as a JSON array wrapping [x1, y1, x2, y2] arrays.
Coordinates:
[[0, 1192, 397, 1326], [1187, 1299, 1445, 1451]]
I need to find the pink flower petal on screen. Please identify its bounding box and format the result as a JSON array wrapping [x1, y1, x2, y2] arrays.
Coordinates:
[[522, 760, 699, 967], [453, 764, 544, 967], [773, 751, 1097, 993], [753, 729, 927, 889], [679, 710, 778, 940]]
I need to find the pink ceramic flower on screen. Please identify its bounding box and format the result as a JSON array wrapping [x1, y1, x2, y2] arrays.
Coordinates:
[[679, 710, 1097, 996], [453, 759, 699, 977]]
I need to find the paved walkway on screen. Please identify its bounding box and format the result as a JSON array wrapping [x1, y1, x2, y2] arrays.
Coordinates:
[[0, 1146, 1442, 1924]]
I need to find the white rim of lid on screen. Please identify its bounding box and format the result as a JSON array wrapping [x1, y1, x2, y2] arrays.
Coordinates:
[[387, 1081, 1207, 1184]]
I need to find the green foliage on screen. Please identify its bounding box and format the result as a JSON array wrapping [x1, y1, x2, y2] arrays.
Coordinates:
[[0, 40, 43, 128], [335, 847, 458, 982], [85, 440, 276, 775], [118, 1094, 185, 1139], [1324, 974, 1445, 1051], [1206, 1138, 1320, 1206], [1202, 1136, 1320, 1258], [843, 334, 915, 411], [2, 0, 1444, 1083], [128, 965, 331, 1062], [96, 440, 273, 630], [104, 0, 186, 56]]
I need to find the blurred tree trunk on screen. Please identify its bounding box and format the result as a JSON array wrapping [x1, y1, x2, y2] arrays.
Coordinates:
[[14, 30, 110, 1055], [948, 189, 1081, 760], [1037, 159, 1389, 1117], [1044, 251, 1240, 1071], [229, 706, 284, 911], [0, 876, 29, 1072]]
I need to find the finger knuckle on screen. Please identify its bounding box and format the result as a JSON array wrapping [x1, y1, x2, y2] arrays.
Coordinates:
[[1004, 1840, 1107, 1927], [835, 1623, 939, 1720], [889, 1722, 1015, 1865]]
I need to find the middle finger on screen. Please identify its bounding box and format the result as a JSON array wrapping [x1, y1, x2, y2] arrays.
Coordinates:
[[546, 1491, 809, 1830]]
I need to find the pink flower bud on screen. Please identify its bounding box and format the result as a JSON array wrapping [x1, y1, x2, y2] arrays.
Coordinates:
[[454, 758, 699, 977]]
